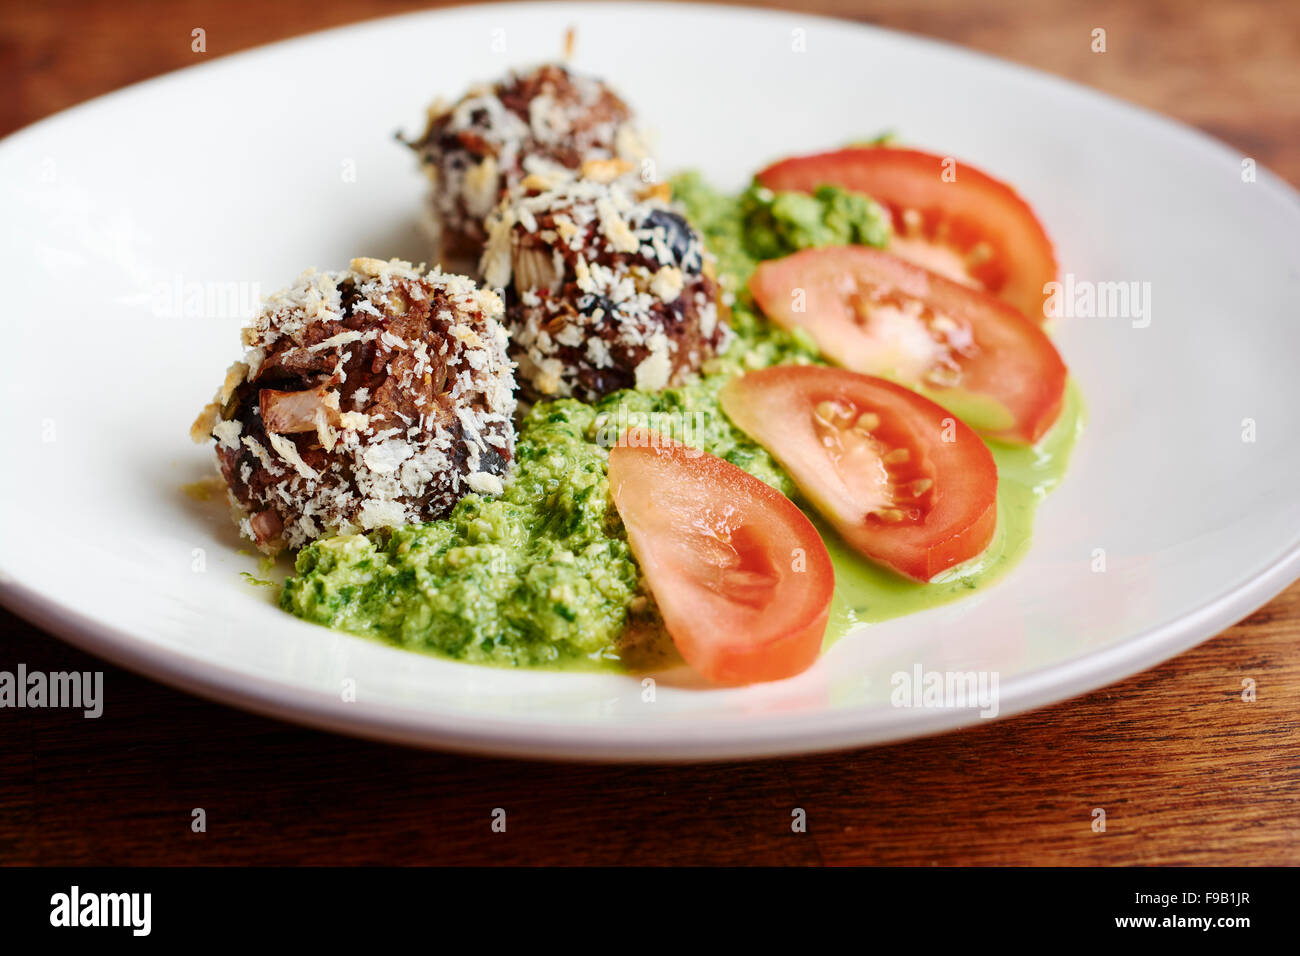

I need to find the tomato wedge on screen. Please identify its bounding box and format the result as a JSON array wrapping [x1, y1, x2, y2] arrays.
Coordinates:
[[749, 246, 1067, 444], [757, 147, 1057, 323], [608, 428, 833, 684], [720, 367, 997, 582]]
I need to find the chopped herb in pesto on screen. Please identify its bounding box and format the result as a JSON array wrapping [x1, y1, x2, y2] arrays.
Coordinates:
[[738, 183, 891, 260]]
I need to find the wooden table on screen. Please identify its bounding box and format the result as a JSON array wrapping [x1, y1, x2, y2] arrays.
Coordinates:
[[3, 0, 1298, 866]]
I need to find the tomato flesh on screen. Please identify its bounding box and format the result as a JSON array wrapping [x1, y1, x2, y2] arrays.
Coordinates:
[[757, 147, 1058, 324], [720, 367, 997, 582], [608, 429, 833, 684], [749, 245, 1067, 444]]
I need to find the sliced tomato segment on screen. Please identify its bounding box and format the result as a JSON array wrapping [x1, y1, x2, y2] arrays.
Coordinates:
[[756, 147, 1057, 323], [720, 367, 997, 582], [749, 246, 1067, 444], [608, 429, 833, 685]]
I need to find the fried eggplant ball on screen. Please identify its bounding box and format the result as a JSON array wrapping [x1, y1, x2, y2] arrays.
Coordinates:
[[190, 258, 516, 554], [480, 168, 728, 402], [405, 63, 650, 261]]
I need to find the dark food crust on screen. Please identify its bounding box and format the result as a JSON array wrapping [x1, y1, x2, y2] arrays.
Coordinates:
[[406, 64, 647, 259], [482, 176, 727, 403], [193, 259, 516, 554]]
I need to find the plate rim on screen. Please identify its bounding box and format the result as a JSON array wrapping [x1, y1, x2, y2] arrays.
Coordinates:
[[4, 0, 1300, 761], [3, 539, 1298, 761]]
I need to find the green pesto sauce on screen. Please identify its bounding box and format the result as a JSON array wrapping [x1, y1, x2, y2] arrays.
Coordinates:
[[821, 381, 1084, 643], [281, 172, 1084, 671]]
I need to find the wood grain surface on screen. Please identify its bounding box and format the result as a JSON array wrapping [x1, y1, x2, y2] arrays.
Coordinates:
[[2, 0, 1298, 866]]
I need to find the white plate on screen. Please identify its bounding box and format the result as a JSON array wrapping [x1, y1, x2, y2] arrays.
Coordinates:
[[3, 2, 1298, 761]]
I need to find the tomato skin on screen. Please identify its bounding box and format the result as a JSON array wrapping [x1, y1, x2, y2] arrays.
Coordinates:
[[720, 367, 998, 582], [748, 245, 1068, 444], [608, 429, 833, 685], [756, 147, 1058, 324]]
